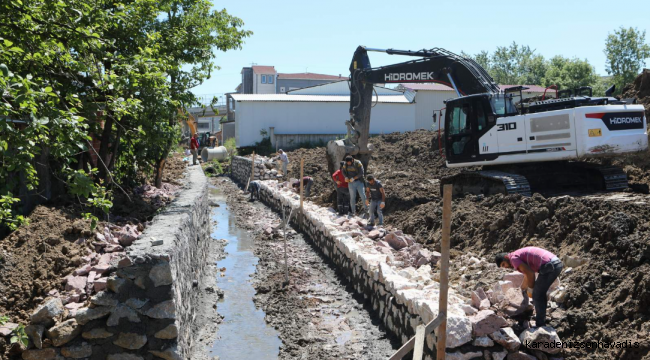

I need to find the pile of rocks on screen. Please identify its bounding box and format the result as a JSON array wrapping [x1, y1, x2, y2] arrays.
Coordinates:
[[232, 155, 283, 181]]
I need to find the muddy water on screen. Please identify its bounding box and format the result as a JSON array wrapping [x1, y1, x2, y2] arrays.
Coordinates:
[[209, 196, 282, 359]]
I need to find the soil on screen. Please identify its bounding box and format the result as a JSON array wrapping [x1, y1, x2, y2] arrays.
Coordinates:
[[211, 177, 398, 359], [282, 92, 650, 359], [0, 152, 188, 358]]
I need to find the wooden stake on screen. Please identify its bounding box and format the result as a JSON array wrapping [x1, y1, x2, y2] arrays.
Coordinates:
[[246, 151, 255, 191], [413, 324, 426, 360], [277, 160, 282, 176], [299, 157, 304, 210], [437, 184, 452, 360]]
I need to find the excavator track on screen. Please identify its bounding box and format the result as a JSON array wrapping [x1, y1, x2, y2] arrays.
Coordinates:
[[441, 162, 629, 197]]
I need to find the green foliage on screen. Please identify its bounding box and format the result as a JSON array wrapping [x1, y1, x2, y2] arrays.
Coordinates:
[[604, 27, 650, 94], [0, 0, 251, 228], [254, 136, 274, 156], [224, 138, 237, 157], [0, 315, 8, 325], [542, 56, 600, 91], [0, 195, 27, 231], [467, 42, 547, 85], [10, 324, 28, 348]]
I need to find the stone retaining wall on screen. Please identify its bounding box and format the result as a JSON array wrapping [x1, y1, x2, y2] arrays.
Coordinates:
[[231, 156, 562, 360], [22, 166, 210, 360]]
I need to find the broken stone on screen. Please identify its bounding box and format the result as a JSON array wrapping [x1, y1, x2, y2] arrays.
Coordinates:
[[25, 325, 45, 349], [446, 350, 483, 360], [434, 314, 473, 348], [506, 352, 537, 360], [91, 263, 111, 274], [385, 232, 408, 250], [471, 288, 490, 310], [473, 336, 494, 347], [461, 304, 478, 316], [82, 328, 114, 340], [107, 304, 141, 326], [107, 275, 126, 293], [149, 345, 181, 360], [126, 298, 148, 309], [21, 348, 57, 360], [532, 350, 548, 360], [368, 229, 381, 239], [154, 324, 178, 339], [0, 322, 18, 336], [94, 278, 108, 292], [149, 262, 173, 287], [470, 310, 507, 337], [46, 319, 81, 347], [64, 302, 85, 316], [113, 332, 147, 350], [117, 225, 140, 246], [504, 272, 525, 288], [118, 256, 134, 268], [491, 351, 508, 360], [502, 288, 529, 316], [61, 342, 92, 358], [107, 354, 145, 360], [519, 326, 561, 354], [30, 298, 64, 326], [145, 300, 175, 319], [73, 264, 92, 276], [90, 291, 118, 307], [489, 327, 521, 352], [75, 306, 112, 325]]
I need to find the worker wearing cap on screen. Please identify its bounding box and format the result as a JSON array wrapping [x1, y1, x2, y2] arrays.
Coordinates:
[[495, 247, 563, 327], [292, 176, 313, 197], [190, 133, 200, 165], [342, 155, 368, 217], [274, 149, 289, 177], [364, 175, 385, 226], [332, 162, 350, 215]]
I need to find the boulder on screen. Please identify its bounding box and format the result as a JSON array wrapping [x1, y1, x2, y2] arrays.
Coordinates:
[[154, 324, 178, 339], [503, 272, 525, 288], [489, 327, 521, 352], [507, 352, 537, 360], [0, 322, 18, 336], [82, 328, 114, 340], [471, 288, 490, 310], [149, 345, 182, 360], [502, 288, 529, 316], [46, 319, 81, 346], [75, 306, 112, 325], [25, 325, 45, 349], [470, 310, 507, 337], [473, 336, 494, 347], [107, 304, 141, 326], [491, 351, 508, 360], [30, 298, 64, 326], [21, 348, 57, 360], [434, 315, 473, 348], [519, 326, 562, 354], [385, 232, 408, 250], [61, 342, 92, 358], [114, 332, 148, 350], [368, 230, 381, 239], [145, 300, 176, 319], [149, 263, 173, 287], [461, 304, 478, 316], [90, 292, 118, 307]]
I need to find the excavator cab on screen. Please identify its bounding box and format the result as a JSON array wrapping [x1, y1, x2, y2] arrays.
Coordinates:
[[444, 94, 497, 163]]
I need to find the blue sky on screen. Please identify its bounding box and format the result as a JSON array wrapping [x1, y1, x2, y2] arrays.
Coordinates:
[[191, 0, 650, 100]]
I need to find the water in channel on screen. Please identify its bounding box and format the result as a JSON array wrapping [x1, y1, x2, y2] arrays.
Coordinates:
[[209, 196, 281, 359]]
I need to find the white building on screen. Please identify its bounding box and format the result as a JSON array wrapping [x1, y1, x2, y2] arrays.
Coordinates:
[[395, 83, 551, 130], [230, 81, 417, 149]]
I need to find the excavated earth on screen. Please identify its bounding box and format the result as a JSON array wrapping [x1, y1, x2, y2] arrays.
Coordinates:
[[213, 177, 398, 359], [285, 99, 650, 359]]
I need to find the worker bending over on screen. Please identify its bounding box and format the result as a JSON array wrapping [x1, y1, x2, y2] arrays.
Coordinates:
[[495, 247, 563, 327], [342, 155, 368, 217], [190, 133, 200, 165], [365, 175, 385, 226], [332, 162, 350, 215], [292, 176, 313, 197], [274, 149, 289, 177], [249, 180, 261, 201]]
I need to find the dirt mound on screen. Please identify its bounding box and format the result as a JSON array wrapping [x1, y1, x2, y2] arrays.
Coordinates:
[[622, 68, 650, 118], [0, 207, 90, 322]]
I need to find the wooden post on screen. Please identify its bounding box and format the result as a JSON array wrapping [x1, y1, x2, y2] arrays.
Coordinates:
[[246, 151, 255, 191], [299, 157, 304, 210], [437, 184, 452, 360], [277, 160, 282, 176], [413, 324, 426, 360]]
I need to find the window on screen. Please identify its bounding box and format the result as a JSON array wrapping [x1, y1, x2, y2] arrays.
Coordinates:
[[280, 87, 286, 93], [261, 75, 266, 84], [449, 105, 470, 136], [197, 122, 210, 130], [268, 75, 274, 84], [476, 103, 487, 131]]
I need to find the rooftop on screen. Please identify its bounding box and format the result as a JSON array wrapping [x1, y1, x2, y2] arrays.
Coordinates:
[[230, 93, 413, 104], [251, 65, 276, 74], [277, 72, 346, 80]]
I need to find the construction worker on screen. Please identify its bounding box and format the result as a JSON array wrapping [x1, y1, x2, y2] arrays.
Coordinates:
[[292, 176, 313, 197], [249, 180, 261, 201], [365, 175, 385, 226], [190, 133, 200, 165], [332, 162, 350, 215], [342, 155, 368, 217], [274, 149, 289, 177], [495, 247, 563, 327]]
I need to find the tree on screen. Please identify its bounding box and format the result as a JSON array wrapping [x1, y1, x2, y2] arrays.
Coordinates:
[[542, 56, 600, 91], [604, 27, 650, 94], [465, 43, 546, 85]]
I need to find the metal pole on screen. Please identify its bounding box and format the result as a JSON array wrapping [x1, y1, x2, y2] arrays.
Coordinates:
[[246, 151, 255, 192], [436, 184, 452, 360]]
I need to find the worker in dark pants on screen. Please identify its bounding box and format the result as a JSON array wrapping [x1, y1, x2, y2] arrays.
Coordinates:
[[332, 162, 350, 215], [495, 247, 563, 327], [342, 155, 368, 217], [365, 175, 385, 226], [292, 176, 313, 197], [249, 180, 261, 201]]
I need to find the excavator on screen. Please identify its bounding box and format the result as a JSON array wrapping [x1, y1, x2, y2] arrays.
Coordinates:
[[326, 46, 648, 196]]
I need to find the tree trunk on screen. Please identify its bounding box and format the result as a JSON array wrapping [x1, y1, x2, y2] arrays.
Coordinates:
[[154, 156, 166, 189], [97, 115, 114, 183]]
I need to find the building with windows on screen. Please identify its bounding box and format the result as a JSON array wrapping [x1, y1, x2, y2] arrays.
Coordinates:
[[276, 73, 346, 93], [236, 66, 345, 95]]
